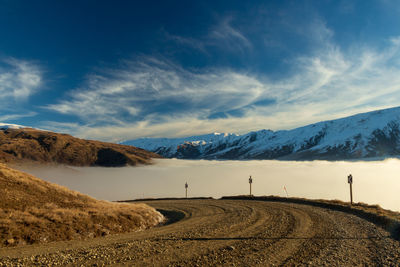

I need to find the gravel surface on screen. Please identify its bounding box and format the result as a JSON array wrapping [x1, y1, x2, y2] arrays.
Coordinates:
[[0, 199, 399, 266]]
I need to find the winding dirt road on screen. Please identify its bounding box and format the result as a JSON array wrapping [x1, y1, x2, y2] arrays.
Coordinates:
[[1, 199, 399, 266]]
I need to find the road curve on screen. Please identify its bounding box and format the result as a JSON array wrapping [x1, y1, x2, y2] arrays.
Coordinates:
[[1, 199, 399, 266]]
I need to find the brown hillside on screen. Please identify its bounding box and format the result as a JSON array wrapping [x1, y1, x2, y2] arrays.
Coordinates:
[[0, 128, 161, 167], [0, 163, 164, 247]]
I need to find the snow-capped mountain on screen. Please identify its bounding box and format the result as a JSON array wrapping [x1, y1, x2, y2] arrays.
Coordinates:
[[123, 107, 400, 160]]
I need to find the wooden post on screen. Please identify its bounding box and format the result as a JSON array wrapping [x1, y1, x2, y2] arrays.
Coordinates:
[[185, 182, 188, 199], [350, 183, 353, 205], [347, 174, 353, 205], [249, 176, 253, 196]]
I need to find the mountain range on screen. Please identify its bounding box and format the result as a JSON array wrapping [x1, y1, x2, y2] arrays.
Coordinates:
[[123, 107, 400, 160]]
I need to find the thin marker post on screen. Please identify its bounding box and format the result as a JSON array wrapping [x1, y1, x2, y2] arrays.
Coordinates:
[[347, 174, 353, 205], [185, 182, 188, 199], [284, 186, 288, 198], [249, 176, 253, 196]]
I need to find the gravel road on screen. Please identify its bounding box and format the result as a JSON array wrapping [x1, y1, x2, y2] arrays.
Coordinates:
[[1, 199, 399, 266]]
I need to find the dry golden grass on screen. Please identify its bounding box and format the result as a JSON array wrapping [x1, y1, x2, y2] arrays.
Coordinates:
[[0, 128, 161, 167], [0, 163, 164, 247]]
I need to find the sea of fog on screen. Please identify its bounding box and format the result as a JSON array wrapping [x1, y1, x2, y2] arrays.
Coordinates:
[[18, 159, 400, 212]]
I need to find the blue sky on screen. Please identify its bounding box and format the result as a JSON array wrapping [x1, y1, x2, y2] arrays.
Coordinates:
[[1, 0, 400, 142]]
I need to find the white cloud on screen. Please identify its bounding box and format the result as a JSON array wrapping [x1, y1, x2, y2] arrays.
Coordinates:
[[0, 58, 42, 102], [43, 116, 275, 142], [46, 22, 400, 142], [209, 16, 252, 51], [250, 38, 400, 124], [0, 111, 37, 122], [165, 16, 252, 53], [164, 32, 208, 54], [46, 58, 265, 125]]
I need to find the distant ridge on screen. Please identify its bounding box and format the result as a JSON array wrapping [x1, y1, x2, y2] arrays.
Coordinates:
[[0, 127, 161, 167], [123, 106, 400, 160], [0, 123, 27, 130]]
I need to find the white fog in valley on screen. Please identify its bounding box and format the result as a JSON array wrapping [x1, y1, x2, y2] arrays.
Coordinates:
[[19, 159, 400, 212]]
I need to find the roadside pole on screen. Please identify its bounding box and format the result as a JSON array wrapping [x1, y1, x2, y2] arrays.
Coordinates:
[[249, 176, 253, 196], [347, 174, 353, 205], [284, 186, 288, 198]]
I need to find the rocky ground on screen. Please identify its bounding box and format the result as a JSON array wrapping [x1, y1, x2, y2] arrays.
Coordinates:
[[1, 199, 399, 266]]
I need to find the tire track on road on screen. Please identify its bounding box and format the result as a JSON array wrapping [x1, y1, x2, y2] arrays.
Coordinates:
[[0, 199, 399, 266]]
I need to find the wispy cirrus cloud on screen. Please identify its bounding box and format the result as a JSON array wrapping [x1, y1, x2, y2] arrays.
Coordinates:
[[209, 16, 252, 51], [165, 16, 252, 54], [45, 20, 400, 142], [46, 57, 266, 126], [0, 111, 37, 122], [164, 32, 208, 54], [0, 58, 42, 103]]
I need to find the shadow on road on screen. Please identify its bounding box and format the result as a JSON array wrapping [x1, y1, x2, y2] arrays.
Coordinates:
[[157, 209, 186, 225], [155, 235, 392, 241]]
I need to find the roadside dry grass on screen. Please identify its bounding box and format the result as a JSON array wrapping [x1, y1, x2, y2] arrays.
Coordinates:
[[221, 195, 400, 240], [0, 163, 164, 247]]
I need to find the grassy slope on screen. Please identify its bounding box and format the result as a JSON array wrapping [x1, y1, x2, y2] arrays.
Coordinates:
[[0, 163, 164, 247], [0, 128, 161, 167]]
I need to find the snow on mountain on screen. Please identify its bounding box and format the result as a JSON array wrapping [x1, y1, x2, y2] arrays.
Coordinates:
[[0, 123, 29, 130], [126, 132, 239, 153], [123, 106, 400, 160]]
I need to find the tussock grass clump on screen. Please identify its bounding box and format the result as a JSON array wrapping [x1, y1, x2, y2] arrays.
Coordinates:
[[0, 163, 164, 247]]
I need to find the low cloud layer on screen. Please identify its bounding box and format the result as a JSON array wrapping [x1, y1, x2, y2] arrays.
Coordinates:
[[19, 158, 400, 212]]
